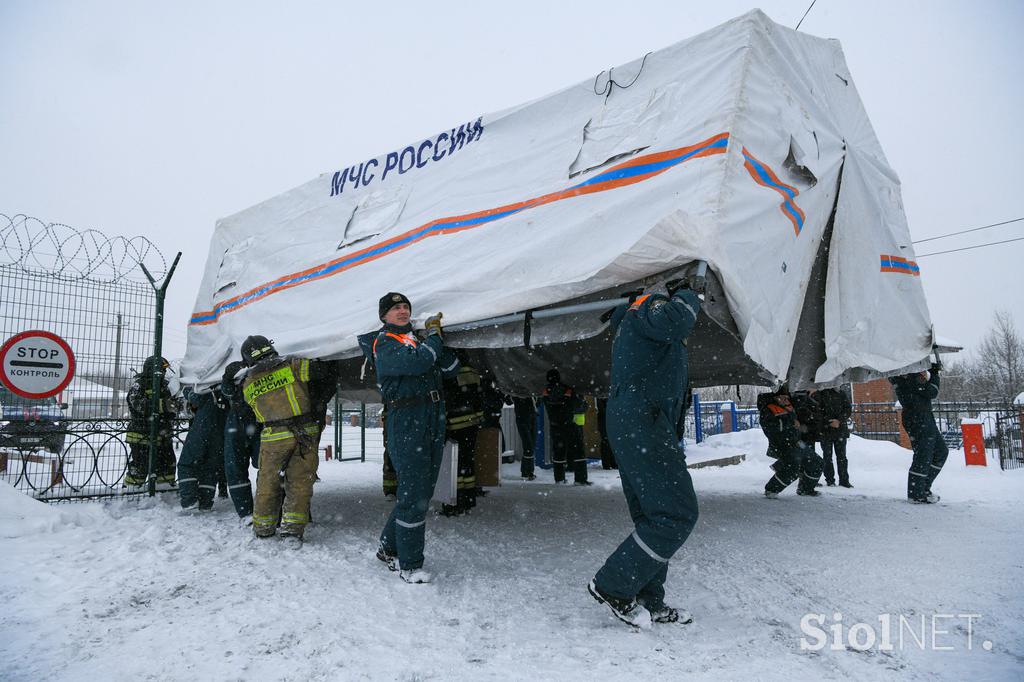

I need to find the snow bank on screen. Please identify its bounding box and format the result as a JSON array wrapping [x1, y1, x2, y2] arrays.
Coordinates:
[[0, 481, 106, 539], [1, 435, 1021, 681]]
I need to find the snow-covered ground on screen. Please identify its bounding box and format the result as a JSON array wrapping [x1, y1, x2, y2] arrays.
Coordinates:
[[1, 430, 1021, 681]]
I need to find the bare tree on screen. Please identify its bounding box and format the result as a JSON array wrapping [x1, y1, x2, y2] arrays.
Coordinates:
[[974, 310, 1024, 400]]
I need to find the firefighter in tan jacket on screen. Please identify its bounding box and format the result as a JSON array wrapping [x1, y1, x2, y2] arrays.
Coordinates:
[[239, 335, 326, 542]]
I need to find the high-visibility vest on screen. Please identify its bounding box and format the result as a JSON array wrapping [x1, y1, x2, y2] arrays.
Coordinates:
[[242, 358, 313, 424]]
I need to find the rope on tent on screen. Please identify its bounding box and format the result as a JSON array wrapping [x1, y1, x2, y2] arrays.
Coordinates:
[[593, 52, 652, 101]]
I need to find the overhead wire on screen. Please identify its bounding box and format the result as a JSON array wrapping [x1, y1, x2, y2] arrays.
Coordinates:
[[916, 236, 1024, 258], [795, 0, 818, 31], [912, 217, 1023, 244]]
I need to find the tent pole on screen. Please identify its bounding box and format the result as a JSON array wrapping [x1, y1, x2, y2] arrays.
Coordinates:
[[444, 298, 632, 333], [444, 260, 709, 334]]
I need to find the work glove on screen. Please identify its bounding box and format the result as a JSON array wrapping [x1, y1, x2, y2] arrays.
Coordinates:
[[930, 361, 942, 374], [573, 413, 585, 427], [223, 361, 244, 384], [425, 312, 444, 337], [213, 389, 229, 410], [665, 278, 686, 297]]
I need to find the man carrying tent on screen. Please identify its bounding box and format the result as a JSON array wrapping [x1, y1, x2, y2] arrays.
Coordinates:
[[589, 277, 702, 629], [512, 396, 537, 480], [758, 387, 823, 498], [889, 365, 946, 503], [124, 355, 178, 487], [220, 360, 261, 523], [177, 384, 227, 510], [240, 335, 332, 543], [368, 292, 459, 584], [443, 359, 485, 515], [539, 369, 590, 485]]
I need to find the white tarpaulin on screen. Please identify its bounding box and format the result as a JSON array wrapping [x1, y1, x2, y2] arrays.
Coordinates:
[[182, 10, 933, 394]]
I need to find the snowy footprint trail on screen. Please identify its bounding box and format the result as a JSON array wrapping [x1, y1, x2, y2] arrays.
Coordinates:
[[1, 431, 1021, 681]]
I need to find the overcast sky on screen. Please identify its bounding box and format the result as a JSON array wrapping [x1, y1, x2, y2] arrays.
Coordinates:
[[2, 0, 1021, 362]]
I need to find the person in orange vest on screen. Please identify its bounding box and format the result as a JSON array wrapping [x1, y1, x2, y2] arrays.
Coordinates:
[[589, 279, 701, 628], [367, 292, 460, 583], [758, 387, 824, 498]]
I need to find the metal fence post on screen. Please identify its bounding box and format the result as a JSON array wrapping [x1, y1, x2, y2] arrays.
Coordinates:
[[140, 253, 180, 497], [693, 393, 703, 443], [360, 402, 366, 462], [334, 385, 341, 461]]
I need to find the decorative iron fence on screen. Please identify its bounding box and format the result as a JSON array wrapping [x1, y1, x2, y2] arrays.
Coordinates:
[[995, 411, 1023, 470], [0, 417, 190, 501]]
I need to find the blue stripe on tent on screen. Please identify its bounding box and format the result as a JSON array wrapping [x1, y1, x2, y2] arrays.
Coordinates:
[[571, 137, 728, 190]]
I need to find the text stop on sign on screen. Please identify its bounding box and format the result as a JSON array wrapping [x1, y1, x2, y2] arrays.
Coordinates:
[[0, 330, 77, 399]]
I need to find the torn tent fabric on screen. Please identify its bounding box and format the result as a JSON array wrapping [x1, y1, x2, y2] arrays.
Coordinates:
[[181, 10, 933, 398]]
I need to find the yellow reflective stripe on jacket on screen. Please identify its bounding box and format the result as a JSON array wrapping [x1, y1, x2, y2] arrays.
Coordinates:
[[243, 365, 296, 405], [251, 402, 265, 422], [284, 384, 302, 417], [299, 358, 310, 382], [260, 423, 320, 443], [449, 412, 483, 430]]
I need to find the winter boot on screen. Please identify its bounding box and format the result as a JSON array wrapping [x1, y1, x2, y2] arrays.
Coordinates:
[[910, 493, 940, 504], [280, 533, 303, 549], [399, 567, 433, 584], [587, 579, 652, 630], [763, 490, 778, 499], [796, 488, 821, 497], [643, 605, 694, 625], [376, 543, 398, 572]]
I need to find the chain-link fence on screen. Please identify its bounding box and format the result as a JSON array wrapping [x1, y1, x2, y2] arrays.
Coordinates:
[[0, 214, 177, 500]]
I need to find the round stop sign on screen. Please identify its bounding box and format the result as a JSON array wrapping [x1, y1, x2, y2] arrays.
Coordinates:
[[0, 330, 77, 399]]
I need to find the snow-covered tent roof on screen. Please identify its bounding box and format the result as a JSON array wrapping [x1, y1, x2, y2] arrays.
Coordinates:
[[182, 10, 935, 398]]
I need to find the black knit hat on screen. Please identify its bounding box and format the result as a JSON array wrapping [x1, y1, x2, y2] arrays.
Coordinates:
[[379, 292, 412, 320]]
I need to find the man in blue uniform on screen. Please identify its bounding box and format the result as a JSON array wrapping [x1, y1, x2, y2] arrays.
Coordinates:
[[890, 365, 946, 503], [178, 385, 227, 511], [540, 369, 590, 485], [220, 360, 261, 522], [817, 387, 853, 488], [758, 387, 823, 498], [589, 278, 702, 629], [368, 292, 459, 583], [512, 396, 537, 480]]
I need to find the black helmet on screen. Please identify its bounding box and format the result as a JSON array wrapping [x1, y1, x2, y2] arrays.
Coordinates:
[[241, 335, 278, 367], [142, 355, 169, 375], [546, 368, 561, 385]]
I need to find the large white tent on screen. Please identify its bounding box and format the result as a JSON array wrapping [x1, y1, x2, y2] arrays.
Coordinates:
[[181, 10, 933, 398]]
